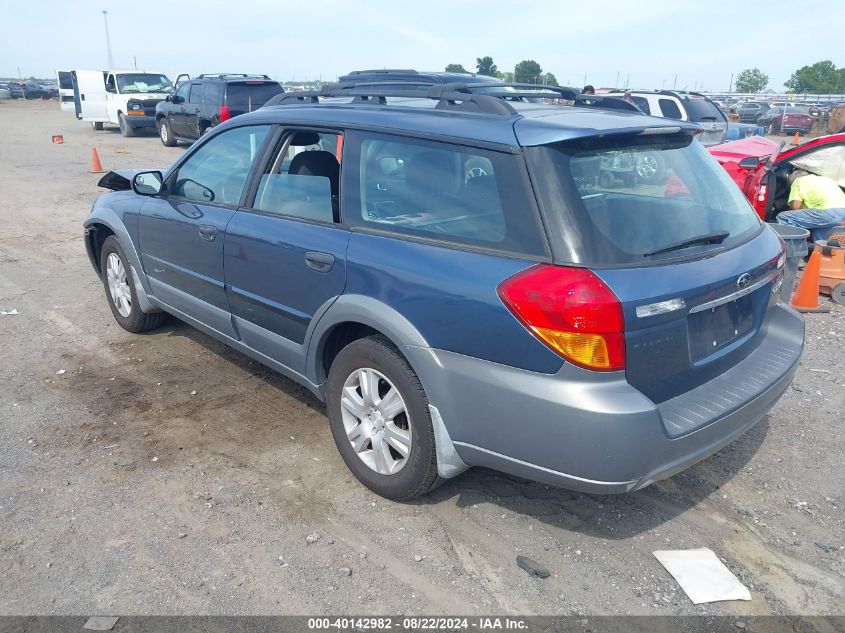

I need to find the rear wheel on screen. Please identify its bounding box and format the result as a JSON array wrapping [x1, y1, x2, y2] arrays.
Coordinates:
[[118, 113, 136, 138], [326, 335, 443, 500], [100, 236, 166, 333], [158, 117, 176, 147]]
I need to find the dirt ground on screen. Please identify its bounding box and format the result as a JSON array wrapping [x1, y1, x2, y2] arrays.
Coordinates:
[[0, 100, 843, 617]]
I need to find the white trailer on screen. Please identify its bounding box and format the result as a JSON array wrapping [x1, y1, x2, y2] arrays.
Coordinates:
[[65, 69, 174, 137]]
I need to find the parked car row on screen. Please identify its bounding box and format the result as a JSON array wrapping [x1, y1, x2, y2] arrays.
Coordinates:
[[1, 81, 53, 99], [82, 74, 804, 500]]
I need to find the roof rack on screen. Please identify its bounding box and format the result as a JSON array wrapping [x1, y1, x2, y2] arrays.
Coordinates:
[[263, 81, 642, 115], [196, 73, 272, 80], [344, 69, 419, 75]]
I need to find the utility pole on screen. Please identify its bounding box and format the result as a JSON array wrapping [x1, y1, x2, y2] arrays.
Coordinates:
[[102, 10, 114, 68], [673, 74, 677, 89], [728, 73, 733, 94], [615, 70, 619, 88], [133, 55, 137, 69]]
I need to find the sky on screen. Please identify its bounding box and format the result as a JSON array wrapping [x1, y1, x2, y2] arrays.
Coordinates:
[[2, 0, 843, 92]]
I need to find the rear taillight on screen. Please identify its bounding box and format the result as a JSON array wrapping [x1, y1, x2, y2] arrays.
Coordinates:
[[497, 265, 625, 371], [219, 104, 231, 122]]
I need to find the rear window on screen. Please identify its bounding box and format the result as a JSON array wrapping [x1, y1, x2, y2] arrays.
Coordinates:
[[347, 132, 548, 257], [681, 97, 726, 122], [225, 82, 284, 109], [527, 133, 761, 266]]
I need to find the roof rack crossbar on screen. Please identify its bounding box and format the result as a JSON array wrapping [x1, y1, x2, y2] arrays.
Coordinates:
[[196, 73, 272, 80]]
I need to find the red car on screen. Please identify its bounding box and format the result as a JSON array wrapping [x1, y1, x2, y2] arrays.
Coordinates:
[[756, 106, 815, 135], [708, 133, 845, 220]]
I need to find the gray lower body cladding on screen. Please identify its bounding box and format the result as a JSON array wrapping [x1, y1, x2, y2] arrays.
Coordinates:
[[407, 304, 804, 494]]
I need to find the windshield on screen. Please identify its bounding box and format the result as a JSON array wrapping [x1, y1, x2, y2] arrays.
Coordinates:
[[527, 133, 761, 266], [116, 73, 173, 94]]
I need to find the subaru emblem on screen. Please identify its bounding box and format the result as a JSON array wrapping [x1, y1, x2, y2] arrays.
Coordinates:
[[736, 273, 751, 289]]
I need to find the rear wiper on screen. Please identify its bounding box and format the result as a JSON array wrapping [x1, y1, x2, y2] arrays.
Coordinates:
[[644, 231, 730, 257]]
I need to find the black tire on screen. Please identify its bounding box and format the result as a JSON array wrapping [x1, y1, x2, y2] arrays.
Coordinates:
[[832, 283, 845, 306], [100, 236, 166, 333], [91, 121, 104, 131], [158, 117, 177, 147], [118, 113, 136, 138], [326, 335, 443, 500]]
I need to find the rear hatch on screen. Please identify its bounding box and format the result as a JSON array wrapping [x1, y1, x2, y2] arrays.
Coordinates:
[[781, 108, 814, 130], [225, 81, 284, 117], [683, 96, 728, 146], [525, 130, 783, 414]]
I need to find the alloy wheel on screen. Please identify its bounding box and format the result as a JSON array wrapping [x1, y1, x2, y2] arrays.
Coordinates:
[[106, 253, 131, 317], [339, 367, 412, 475]]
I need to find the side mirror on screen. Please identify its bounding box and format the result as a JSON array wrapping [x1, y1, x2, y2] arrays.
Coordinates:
[[132, 171, 164, 196], [738, 156, 760, 169], [172, 95, 183, 104]]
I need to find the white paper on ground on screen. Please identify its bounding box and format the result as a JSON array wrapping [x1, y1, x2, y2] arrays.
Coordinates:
[[1, 308, 19, 315], [83, 616, 119, 631], [653, 548, 751, 604]]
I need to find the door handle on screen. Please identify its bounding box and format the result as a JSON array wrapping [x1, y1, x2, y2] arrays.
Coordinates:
[[198, 225, 217, 242], [305, 251, 335, 273]]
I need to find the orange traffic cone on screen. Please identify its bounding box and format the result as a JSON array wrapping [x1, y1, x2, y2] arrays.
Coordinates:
[[792, 131, 800, 145], [790, 250, 830, 312], [90, 147, 104, 173]]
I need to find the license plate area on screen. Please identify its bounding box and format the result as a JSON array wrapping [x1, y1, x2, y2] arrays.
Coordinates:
[[688, 294, 754, 360]]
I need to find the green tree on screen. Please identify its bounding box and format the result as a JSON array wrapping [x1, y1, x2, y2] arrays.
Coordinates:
[[784, 60, 845, 93], [734, 68, 768, 93], [514, 60, 542, 83], [541, 72, 558, 86], [499, 71, 514, 82], [445, 63, 467, 73], [476, 56, 498, 76]]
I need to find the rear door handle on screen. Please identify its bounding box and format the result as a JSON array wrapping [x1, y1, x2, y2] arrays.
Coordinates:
[[305, 251, 334, 273], [198, 225, 217, 242]]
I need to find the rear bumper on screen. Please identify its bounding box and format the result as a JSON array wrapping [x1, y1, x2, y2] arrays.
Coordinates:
[[407, 304, 804, 494]]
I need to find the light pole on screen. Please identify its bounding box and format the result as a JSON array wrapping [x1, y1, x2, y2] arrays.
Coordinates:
[[102, 10, 114, 68]]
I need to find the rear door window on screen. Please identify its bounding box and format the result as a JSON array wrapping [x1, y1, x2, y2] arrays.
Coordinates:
[[252, 130, 342, 223], [346, 132, 548, 257], [658, 98, 683, 120], [528, 133, 761, 266]]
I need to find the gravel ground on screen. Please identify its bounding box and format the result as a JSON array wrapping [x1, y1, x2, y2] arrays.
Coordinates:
[[0, 100, 843, 617]]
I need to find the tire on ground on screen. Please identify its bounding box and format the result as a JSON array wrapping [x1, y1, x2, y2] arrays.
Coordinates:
[[100, 235, 166, 333], [326, 335, 444, 500]]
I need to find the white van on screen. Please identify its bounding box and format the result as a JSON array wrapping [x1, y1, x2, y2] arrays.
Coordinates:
[[67, 69, 174, 137]]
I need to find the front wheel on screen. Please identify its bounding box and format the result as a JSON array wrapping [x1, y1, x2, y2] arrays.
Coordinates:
[[158, 117, 176, 147], [118, 113, 136, 137], [326, 335, 443, 500], [100, 236, 166, 333]]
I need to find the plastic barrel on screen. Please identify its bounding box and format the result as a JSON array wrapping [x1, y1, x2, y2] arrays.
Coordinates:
[[768, 223, 810, 301]]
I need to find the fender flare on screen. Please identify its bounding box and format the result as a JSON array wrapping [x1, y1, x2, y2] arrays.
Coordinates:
[[303, 294, 429, 385], [83, 208, 157, 314]]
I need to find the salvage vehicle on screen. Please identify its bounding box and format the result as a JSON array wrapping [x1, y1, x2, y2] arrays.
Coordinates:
[[736, 101, 772, 124], [607, 90, 728, 146], [155, 73, 284, 146], [709, 133, 845, 220], [64, 69, 174, 136], [83, 83, 804, 500], [757, 106, 814, 135]]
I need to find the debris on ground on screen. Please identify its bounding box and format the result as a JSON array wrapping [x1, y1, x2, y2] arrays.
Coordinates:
[[1, 308, 19, 315], [653, 548, 751, 604], [306, 532, 320, 545], [339, 566, 352, 577], [82, 616, 119, 631], [516, 555, 551, 578]]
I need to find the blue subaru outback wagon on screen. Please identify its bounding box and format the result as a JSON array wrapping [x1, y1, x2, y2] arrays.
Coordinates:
[[84, 84, 804, 500]]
